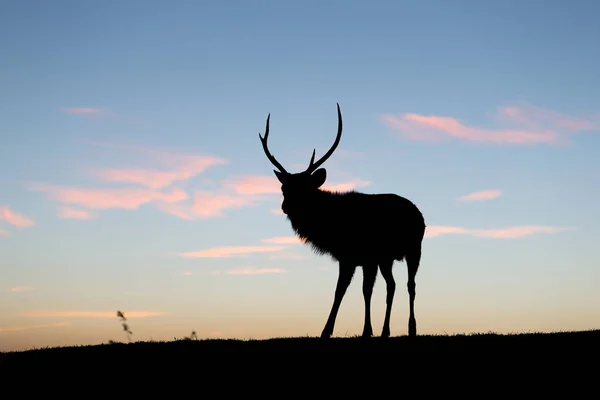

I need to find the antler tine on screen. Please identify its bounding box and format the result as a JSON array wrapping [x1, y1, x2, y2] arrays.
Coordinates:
[[259, 113, 288, 174], [305, 103, 343, 174]]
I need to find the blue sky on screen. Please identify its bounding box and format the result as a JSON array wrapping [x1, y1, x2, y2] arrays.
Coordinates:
[[1, 0, 599, 351]]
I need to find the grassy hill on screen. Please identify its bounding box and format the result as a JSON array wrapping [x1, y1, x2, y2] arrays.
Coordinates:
[[2, 329, 599, 369]]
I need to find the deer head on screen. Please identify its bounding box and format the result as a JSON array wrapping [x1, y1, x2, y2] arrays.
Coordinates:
[[259, 103, 343, 215]]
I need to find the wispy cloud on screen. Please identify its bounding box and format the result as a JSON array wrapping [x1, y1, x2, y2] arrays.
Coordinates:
[[425, 225, 574, 239], [0, 229, 9, 237], [22, 311, 167, 318], [57, 206, 95, 220], [0, 206, 35, 229], [497, 104, 598, 132], [223, 176, 280, 195], [179, 245, 286, 258], [322, 179, 370, 192], [30, 184, 188, 210], [223, 175, 370, 196], [381, 103, 599, 145], [269, 252, 307, 260], [0, 322, 71, 333], [261, 236, 304, 245], [225, 267, 287, 275], [179, 236, 308, 260], [60, 107, 106, 115], [94, 154, 226, 189], [161, 175, 370, 221], [157, 190, 256, 220], [459, 190, 502, 201], [9, 286, 34, 292], [30, 142, 230, 220]]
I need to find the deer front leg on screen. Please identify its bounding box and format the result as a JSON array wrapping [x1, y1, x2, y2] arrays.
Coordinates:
[[320, 262, 356, 339], [362, 264, 377, 338]]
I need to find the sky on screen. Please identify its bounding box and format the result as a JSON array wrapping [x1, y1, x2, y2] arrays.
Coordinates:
[[1, 0, 599, 351]]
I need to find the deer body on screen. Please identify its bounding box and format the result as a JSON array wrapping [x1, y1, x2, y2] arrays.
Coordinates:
[[259, 103, 426, 338], [286, 190, 425, 265]]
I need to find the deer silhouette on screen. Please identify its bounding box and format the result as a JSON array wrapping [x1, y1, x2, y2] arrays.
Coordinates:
[[259, 103, 426, 338]]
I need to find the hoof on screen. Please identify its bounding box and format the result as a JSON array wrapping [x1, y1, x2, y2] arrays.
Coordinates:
[[320, 329, 332, 339], [408, 319, 417, 337]]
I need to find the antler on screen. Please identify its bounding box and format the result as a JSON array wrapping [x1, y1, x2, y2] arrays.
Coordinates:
[[305, 103, 343, 174], [259, 113, 288, 174]]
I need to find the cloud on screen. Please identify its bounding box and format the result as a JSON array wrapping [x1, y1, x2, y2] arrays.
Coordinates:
[[261, 236, 304, 245], [381, 103, 599, 145], [160, 175, 370, 221], [179, 236, 308, 260], [57, 206, 95, 220], [0, 229, 9, 237], [22, 311, 167, 318], [60, 107, 105, 115], [9, 286, 34, 292], [425, 225, 574, 239], [269, 252, 307, 260], [0, 322, 71, 333], [0, 206, 35, 229], [156, 190, 256, 220], [30, 142, 231, 220], [322, 179, 370, 192], [498, 104, 598, 132], [459, 190, 502, 201], [226, 267, 287, 275], [94, 154, 226, 189], [223, 175, 370, 196], [270, 208, 285, 215], [179, 245, 286, 258], [223, 176, 280, 195], [30, 184, 188, 210]]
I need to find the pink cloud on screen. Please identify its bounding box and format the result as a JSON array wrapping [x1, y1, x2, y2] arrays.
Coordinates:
[[223, 176, 280, 195], [30, 184, 188, 210], [192, 191, 254, 217], [0, 229, 9, 237], [261, 236, 304, 245], [95, 155, 226, 189], [157, 190, 255, 220], [382, 114, 558, 144], [22, 311, 166, 318], [425, 225, 574, 239], [224, 175, 370, 196], [179, 245, 286, 258], [0, 206, 35, 229], [270, 208, 285, 215], [498, 104, 599, 132], [57, 206, 95, 220], [459, 190, 502, 201], [269, 252, 307, 260], [0, 322, 71, 333], [9, 286, 34, 292], [226, 267, 287, 275], [381, 103, 599, 145], [60, 107, 105, 115], [322, 179, 370, 192]]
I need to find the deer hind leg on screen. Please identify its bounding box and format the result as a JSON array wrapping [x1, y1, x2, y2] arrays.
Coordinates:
[[320, 262, 356, 339], [406, 249, 421, 337], [378, 259, 396, 338], [361, 264, 378, 338]]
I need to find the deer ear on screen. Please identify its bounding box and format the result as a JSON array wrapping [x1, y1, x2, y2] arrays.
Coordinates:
[[274, 169, 286, 184], [311, 168, 327, 188]]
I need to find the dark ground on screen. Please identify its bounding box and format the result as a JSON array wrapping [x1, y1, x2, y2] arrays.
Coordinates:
[[2, 329, 600, 369]]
